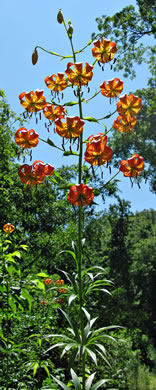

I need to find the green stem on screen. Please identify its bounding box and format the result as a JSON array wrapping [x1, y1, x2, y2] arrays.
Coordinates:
[[104, 170, 120, 187], [36, 45, 73, 59], [65, 25, 86, 390], [6, 278, 9, 390]]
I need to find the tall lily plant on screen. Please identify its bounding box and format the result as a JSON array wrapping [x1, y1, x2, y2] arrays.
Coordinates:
[[14, 9, 145, 389]]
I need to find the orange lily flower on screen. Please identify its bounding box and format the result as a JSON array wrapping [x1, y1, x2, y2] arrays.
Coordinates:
[[92, 38, 117, 63], [100, 78, 123, 98], [45, 73, 68, 92], [65, 62, 93, 86], [19, 90, 46, 112], [56, 279, 64, 285], [67, 183, 94, 206], [59, 288, 67, 293], [44, 278, 52, 285], [55, 116, 84, 138], [120, 154, 144, 177], [3, 223, 15, 234], [57, 298, 64, 305], [15, 127, 39, 148], [117, 94, 142, 118], [40, 300, 48, 305], [18, 160, 54, 185], [113, 115, 136, 133], [85, 133, 113, 166], [43, 104, 65, 122]]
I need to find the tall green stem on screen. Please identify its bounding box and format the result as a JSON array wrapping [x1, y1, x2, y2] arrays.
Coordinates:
[[66, 28, 86, 389], [6, 278, 9, 390]]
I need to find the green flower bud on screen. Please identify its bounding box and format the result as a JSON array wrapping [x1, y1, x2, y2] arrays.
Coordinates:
[[57, 9, 64, 24], [32, 48, 38, 65], [68, 24, 73, 38]]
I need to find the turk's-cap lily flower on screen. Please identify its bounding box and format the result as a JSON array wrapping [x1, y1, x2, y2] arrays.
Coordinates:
[[3, 223, 15, 234], [18, 160, 54, 185], [92, 38, 117, 63], [85, 133, 113, 166], [120, 154, 144, 177], [100, 78, 123, 98], [117, 94, 142, 118], [55, 116, 84, 138], [57, 298, 64, 305], [43, 104, 65, 121], [19, 90, 46, 112], [65, 62, 93, 86], [59, 288, 67, 293], [44, 278, 53, 285], [56, 279, 64, 285], [40, 300, 48, 305], [15, 127, 39, 148], [68, 183, 94, 206], [45, 73, 67, 92], [113, 115, 136, 133]]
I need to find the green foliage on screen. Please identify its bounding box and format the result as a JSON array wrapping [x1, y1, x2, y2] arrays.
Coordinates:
[[93, 4, 156, 79], [110, 73, 156, 192]]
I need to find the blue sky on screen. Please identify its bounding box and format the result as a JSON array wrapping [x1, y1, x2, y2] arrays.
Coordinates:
[[1, 0, 155, 212]]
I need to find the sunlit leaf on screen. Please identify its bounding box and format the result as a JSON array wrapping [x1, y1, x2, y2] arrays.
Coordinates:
[[33, 362, 39, 377], [51, 375, 70, 390], [85, 372, 96, 390], [90, 379, 109, 390], [68, 294, 77, 307], [70, 368, 81, 390]]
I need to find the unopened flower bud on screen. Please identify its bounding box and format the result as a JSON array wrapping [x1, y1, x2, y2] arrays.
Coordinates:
[[68, 24, 73, 38], [57, 9, 63, 24], [32, 48, 38, 65]]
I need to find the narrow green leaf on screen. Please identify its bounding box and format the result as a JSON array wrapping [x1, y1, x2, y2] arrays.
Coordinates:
[[61, 343, 76, 358], [83, 116, 99, 123], [86, 348, 97, 365], [20, 244, 28, 251], [47, 138, 57, 147], [37, 272, 49, 277], [40, 362, 50, 377], [58, 250, 78, 268], [21, 289, 32, 312], [9, 297, 16, 312], [85, 372, 96, 390], [63, 151, 79, 156], [51, 375, 69, 390], [45, 343, 65, 354], [70, 368, 81, 390], [82, 266, 106, 277], [82, 307, 90, 322], [95, 349, 111, 367], [11, 251, 21, 259], [33, 362, 39, 377], [64, 101, 78, 106], [68, 294, 77, 307], [59, 309, 80, 340], [91, 379, 109, 390]]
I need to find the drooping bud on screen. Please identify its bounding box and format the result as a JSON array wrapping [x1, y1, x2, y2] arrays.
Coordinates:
[[67, 24, 73, 38], [32, 48, 38, 65], [57, 9, 64, 24]]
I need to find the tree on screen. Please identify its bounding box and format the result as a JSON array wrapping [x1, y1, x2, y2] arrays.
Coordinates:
[[110, 69, 156, 192], [92, 3, 156, 78]]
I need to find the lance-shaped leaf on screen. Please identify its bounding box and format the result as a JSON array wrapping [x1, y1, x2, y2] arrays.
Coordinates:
[[68, 294, 77, 307], [83, 116, 99, 123], [70, 368, 81, 390], [90, 379, 109, 390], [85, 372, 96, 390], [51, 375, 70, 390], [86, 347, 97, 365]]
